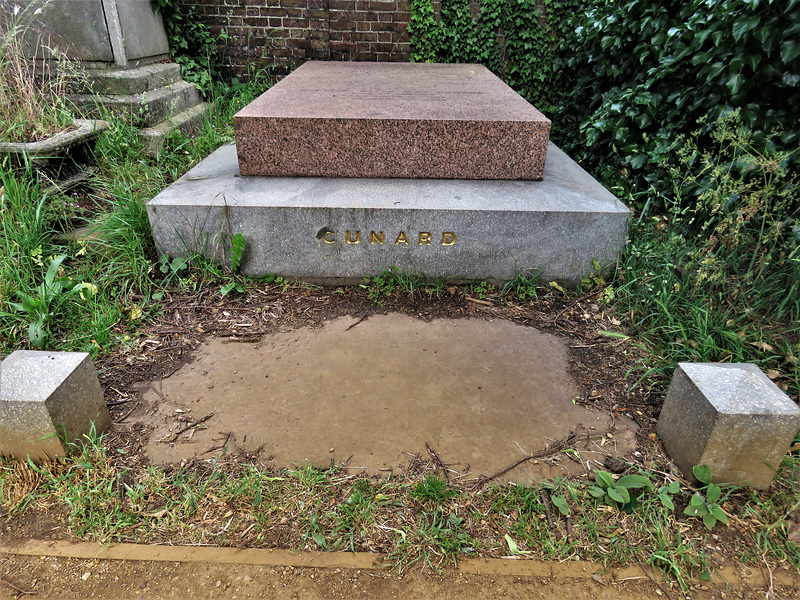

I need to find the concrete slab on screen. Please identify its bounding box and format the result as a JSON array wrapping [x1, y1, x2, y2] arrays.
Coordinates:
[[146, 143, 629, 285], [0, 351, 111, 462], [234, 62, 551, 180], [657, 363, 800, 489], [140, 314, 636, 482]]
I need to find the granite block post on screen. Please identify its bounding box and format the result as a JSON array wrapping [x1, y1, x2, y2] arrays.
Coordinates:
[[656, 363, 800, 489], [0, 351, 111, 462]]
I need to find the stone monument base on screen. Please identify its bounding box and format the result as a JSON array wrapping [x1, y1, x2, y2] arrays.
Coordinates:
[[147, 143, 630, 285]]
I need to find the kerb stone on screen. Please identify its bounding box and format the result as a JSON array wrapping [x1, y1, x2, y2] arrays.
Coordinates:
[[657, 363, 800, 489], [146, 142, 630, 285], [0, 351, 111, 462]]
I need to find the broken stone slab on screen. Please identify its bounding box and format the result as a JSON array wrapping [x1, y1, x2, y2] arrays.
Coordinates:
[[657, 362, 800, 489], [234, 61, 551, 180], [0, 351, 110, 462]]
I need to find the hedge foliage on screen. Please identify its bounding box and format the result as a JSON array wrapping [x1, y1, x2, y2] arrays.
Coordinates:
[[409, 0, 800, 201]]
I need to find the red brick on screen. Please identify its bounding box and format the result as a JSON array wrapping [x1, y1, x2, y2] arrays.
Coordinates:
[[283, 18, 310, 28], [331, 20, 357, 31], [371, 21, 396, 31]]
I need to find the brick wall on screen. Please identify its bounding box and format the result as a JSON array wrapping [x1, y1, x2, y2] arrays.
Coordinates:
[[178, 0, 412, 80]]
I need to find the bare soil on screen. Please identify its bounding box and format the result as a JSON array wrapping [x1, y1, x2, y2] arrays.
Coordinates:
[[136, 313, 636, 482], [1, 542, 795, 600]]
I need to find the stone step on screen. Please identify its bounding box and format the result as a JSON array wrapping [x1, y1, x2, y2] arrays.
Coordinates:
[[83, 62, 182, 95], [147, 143, 630, 285], [139, 102, 213, 155], [233, 62, 551, 180], [71, 80, 202, 127]]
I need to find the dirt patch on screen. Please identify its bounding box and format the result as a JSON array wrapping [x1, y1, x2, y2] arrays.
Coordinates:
[[1, 543, 792, 600], [134, 314, 636, 481]]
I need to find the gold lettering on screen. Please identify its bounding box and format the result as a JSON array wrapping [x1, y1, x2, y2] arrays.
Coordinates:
[[346, 230, 361, 244], [323, 230, 336, 244], [418, 232, 432, 246], [442, 232, 456, 246], [370, 231, 384, 245], [395, 231, 409, 246]]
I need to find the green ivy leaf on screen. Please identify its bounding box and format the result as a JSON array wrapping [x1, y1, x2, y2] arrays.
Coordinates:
[[780, 39, 800, 65], [732, 14, 760, 42], [726, 73, 745, 95]]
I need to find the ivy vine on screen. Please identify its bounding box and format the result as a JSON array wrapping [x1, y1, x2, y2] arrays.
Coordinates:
[[410, 0, 800, 208]]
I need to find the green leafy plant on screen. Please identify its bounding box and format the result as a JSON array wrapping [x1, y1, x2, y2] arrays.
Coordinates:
[[469, 280, 496, 300], [153, 0, 229, 97], [1, 254, 96, 348], [553, 0, 800, 201], [683, 465, 730, 531], [587, 470, 654, 513], [362, 268, 397, 306], [657, 479, 681, 510], [409, 0, 584, 114]]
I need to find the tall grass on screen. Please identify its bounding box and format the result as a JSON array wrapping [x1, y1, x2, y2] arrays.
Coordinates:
[[0, 68, 272, 354], [613, 112, 800, 394], [0, 0, 78, 143]]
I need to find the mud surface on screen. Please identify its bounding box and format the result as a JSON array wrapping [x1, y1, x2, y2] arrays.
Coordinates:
[[137, 314, 635, 481]]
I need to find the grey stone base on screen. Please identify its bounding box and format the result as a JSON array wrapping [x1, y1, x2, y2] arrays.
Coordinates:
[[139, 102, 213, 155], [657, 363, 800, 489], [0, 351, 110, 463], [147, 143, 630, 285]]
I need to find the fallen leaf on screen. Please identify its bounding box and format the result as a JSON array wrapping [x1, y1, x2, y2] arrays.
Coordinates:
[[751, 341, 774, 352], [549, 281, 566, 293], [504, 534, 531, 555], [598, 330, 629, 340], [129, 305, 143, 321], [766, 369, 782, 380]]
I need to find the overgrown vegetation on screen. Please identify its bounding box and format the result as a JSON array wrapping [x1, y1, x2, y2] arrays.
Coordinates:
[[0, 65, 271, 354], [409, 0, 800, 395], [0, 0, 77, 143]]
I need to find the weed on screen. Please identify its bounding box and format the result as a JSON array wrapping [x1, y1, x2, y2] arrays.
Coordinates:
[[587, 470, 655, 513], [410, 474, 457, 504], [468, 280, 496, 299], [501, 271, 541, 301], [362, 268, 396, 305], [683, 465, 731, 531], [0, 0, 79, 143]]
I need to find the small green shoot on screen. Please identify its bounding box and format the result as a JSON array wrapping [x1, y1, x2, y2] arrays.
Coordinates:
[[683, 465, 730, 530], [657, 480, 681, 510], [587, 470, 654, 513]]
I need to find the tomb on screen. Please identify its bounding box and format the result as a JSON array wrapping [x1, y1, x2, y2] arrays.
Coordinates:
[[148, 61, 630, 284]]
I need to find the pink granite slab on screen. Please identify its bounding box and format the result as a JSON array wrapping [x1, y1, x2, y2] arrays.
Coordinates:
[[233, 62, 551, 180]]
